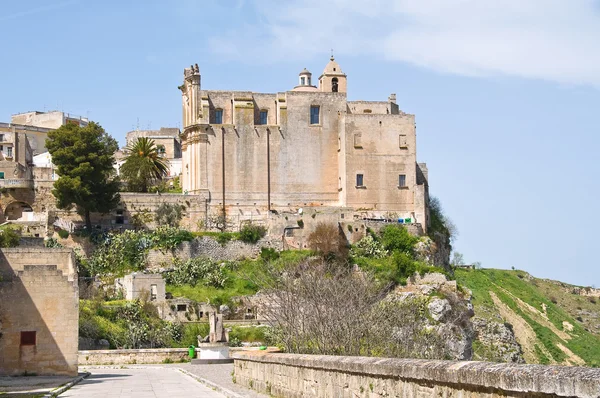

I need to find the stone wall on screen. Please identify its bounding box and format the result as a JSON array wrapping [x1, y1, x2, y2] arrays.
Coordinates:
[[78, 348, 189, 365], [232, 352, 600, 398], [146, 236, 282, 270], [0, 248, 78, 376]]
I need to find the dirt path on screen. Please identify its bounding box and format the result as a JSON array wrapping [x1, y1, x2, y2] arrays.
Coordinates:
[[556, 343, 586, 366], [489, 291, 555, 364]]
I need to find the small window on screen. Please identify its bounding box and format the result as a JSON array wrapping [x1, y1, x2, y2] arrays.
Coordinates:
[[307, 77, 311, 85], [332, 77, 339, 93], [260, 110, 268, 125], [399, 174, 407, 188], [399, 134, 408, 149], [310, 106, 320, 125], [21, 331, 36, 346], [353, 133, 362, 148], [0, 172, 4, 179], [214, 109, 223, 124], [300, 76, 306, 85], [0, 134, 4, 141], [150, 284, 158, 301], [356, 174, 364, 187], [177, 304, 187, 312], [7, 147, 12, 157]]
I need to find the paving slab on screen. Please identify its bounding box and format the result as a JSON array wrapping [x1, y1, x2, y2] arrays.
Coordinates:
[[0, 374, 82, 396], [58, 367, 226, 398]]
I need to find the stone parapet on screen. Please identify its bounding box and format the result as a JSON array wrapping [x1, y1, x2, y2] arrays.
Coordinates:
[[78, 348, 190, 365], [232, 351, 600, 398]]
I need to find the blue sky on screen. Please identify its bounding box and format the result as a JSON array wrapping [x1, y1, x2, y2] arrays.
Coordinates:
[[1, 0, 599, 286]]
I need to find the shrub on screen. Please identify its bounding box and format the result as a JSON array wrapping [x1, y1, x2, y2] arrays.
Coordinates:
[[0, 227, 20, 248], [589, 297, 597, 304], [297, 219, 304, 228], [260, 247, 280, 262], [239, 224, 267, 244], [380, 224, 418, 254], [307, 222, 347, 260], [57, 229, 70, 239], [155, 202, 185, 228], [550, 296, 558, 304], [163, 257, 228, 288], [350, 235, 388, 259]]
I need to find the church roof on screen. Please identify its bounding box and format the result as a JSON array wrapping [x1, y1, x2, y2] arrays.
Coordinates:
[[321, 56, 346, 76], [299, 68, 312, 75]]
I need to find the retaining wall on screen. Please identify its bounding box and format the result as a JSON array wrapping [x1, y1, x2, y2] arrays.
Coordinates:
[[232, 352, 600, 398], [78, 348, 190, 365]]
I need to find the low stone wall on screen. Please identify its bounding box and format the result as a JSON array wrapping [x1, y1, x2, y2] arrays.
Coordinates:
[[146, 236, 282, 269], [78, 348, 190, 365], [232, 352, 600, 398]]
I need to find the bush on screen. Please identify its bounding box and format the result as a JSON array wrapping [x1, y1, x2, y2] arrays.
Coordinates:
[[380, 224, 418, 254], [239, 224, 267, 244], [260, 247, 280, 262], [57, 229, 70, 239], [307, 222, 347, 260], [350, 235, 388, 259], [155, 202, 185, 228], [0, 227, 20, 248], [163, 257, 228, 288]]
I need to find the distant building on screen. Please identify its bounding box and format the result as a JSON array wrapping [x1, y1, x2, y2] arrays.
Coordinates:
[[122, 127, 182, 178], [10, 111, 89, 155], [0, 248, 79, 376], [180, 58, 429, 229], [115, 272, 166, 302]]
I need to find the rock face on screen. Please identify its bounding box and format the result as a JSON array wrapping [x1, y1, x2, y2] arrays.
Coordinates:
[[413, 234, 451, 271], [390, 272, 474, 360], [471, 316, 524, 363]]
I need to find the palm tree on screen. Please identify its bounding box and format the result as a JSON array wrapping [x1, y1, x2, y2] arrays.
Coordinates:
[[120, 137, 169, 192]]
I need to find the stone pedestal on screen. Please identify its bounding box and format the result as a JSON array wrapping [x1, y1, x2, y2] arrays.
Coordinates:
[[191, 343, 233, 364]]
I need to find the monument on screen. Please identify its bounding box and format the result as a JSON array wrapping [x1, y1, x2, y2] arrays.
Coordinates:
[[193, 311, 233, 364]]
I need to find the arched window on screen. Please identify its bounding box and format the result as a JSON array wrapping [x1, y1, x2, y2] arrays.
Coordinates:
[[332, 77, 339, 92]]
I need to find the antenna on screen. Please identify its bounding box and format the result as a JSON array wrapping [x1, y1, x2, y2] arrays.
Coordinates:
[[136, 117, 140, 131]]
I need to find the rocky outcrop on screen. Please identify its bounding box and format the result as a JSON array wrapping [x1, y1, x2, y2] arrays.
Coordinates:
[[413, 234, 451, 271], [390, 273, 474, 360], [471, 316, 524, 363]]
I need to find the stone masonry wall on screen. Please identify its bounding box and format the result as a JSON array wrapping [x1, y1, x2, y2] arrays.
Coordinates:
[[232, 352, 600, 398], [78, 348, 189, 365], [0, 249, 78, 376]]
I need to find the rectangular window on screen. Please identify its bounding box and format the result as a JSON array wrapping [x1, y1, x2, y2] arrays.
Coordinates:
[[300, 77, 306, 85], [356, 174, 364, 187], [399, 134, 408, 149], [150, 284, 158, 301], [20, 331, 36, 346], [215, 109, 223, 124], [7, 147, 12, 157], [353, 133, 362, 148], [0, 134, 4, 141], [0, 172, 4, 179], [177, 304, 187, 312], [310, 106, 320, 125], [399, 174, 406, 187], [260, 110, 268, 125]]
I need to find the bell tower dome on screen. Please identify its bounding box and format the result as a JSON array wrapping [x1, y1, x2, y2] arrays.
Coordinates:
[[319, 55, 347, 93]]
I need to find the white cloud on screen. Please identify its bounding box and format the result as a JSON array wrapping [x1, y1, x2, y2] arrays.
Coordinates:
[[206, 0, 600, 86]]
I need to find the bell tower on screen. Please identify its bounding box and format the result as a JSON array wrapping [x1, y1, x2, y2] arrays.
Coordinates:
[[319, 55, 347, 93]]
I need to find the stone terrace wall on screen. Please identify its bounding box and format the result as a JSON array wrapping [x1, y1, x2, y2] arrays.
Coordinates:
[[79, 348, 190, 365], [232, 352, 600, 398], [146, 236, 282, 270]]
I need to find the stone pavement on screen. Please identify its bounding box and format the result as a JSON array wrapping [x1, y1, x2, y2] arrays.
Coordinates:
[[59, 367, 227, 398], [0, 374, 77, 395], [179, 363, 268, 398]]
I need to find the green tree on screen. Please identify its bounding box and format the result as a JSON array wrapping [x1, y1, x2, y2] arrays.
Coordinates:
[[155, 202, 184, 227], [120, 137, 169, 192], [46, 122, 120, 230]]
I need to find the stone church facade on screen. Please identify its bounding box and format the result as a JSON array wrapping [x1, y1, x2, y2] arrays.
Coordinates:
[[180, 57, 430, 229]]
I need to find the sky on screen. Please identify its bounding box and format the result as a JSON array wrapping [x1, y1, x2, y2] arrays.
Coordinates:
[[1, 0, 599, 287]]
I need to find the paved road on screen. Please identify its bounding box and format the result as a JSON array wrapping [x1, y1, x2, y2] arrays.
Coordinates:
[[59, 367, 226, 398]]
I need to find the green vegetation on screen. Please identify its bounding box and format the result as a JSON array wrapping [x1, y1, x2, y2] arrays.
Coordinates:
[[46, 121, 120, 230], [0, 225, 21, 248], [163, 257, 228, 288], [166, 250, 313, 307], [84, 227, 194, 277], [154, 202, 185, 228], [350, 224, 446, 285], [238, 224, 267, 244], [120, 137, 169, 193], [57, 229, 70, 239], [456, 268, 600, 367]]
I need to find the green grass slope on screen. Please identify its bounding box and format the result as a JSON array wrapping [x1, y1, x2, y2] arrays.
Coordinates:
[[456, 268, 600, 367]]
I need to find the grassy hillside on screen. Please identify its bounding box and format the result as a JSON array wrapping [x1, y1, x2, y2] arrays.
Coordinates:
[[456, 268, 600, 367]]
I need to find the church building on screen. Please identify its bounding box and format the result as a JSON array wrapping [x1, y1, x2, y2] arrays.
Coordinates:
[[180, 57, 429, 230]]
